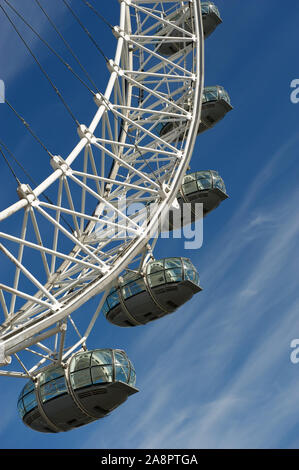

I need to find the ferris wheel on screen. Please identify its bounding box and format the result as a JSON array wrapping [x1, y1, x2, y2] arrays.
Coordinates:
[[0, 0, 232, 433]]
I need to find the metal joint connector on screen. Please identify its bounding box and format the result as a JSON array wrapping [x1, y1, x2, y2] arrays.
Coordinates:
[[77, 124, 96, 144], [17, 184, 38, 206], [50, 155, 71, 176], [0, 341, 11, 366], [94, 93, 111, 110], [107, 59, 123, 76]]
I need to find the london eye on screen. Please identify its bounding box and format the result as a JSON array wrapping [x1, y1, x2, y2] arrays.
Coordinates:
[[0, 0, 232, 432]]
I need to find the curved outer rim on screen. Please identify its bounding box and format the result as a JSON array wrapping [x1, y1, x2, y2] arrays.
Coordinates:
[[1, 0, 204, 358]]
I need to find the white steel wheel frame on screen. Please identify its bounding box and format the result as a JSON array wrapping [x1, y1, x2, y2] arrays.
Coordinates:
[[0, 0, 204, 378]]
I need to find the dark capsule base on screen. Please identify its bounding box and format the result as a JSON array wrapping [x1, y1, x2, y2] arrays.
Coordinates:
[[106, 280, 202, 327], [22, 381, 138, 433]]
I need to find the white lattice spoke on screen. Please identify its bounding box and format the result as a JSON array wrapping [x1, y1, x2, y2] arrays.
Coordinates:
[[0, 0, 204, 375]]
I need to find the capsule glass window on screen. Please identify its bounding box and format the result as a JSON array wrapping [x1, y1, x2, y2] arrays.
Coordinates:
[[17, 380, 36, 418], [183, 258, 199, 284], [211, 171, 226, 192], [147, 260, 165, 274], [121, 277, 146, 300], [129, 367, 136, 387], [203, 87, 219, 103], [201, 2, 210, 14], [23, 391, 37, 414], [147, 270, 166, 288], [91, 365, 113, 384], [115, 351, 135, 384], [181, 174, 198, 195], [39, 366, 67, 403], [147, 258, 184, 285], [210, 3, 221, 17], [17, 397, 26, 418], [91, 350, 113, 366], [217, 87, 231, 104], [69, 350, 119, 389], [70, 367, 92, 390], [153, 122, 165, 136], [195, 171, 213, 190], [165, 267, 183, 283], [114, 351, 135, 385], [90, 350, 114, 384], [164, 259, 183, 283], [164, 258, 182, 269], [102, 300, 110, 316], [201, 2, 221, 17], [69, 352, 92, 390], [184, 268, 198, 284], [107, 289, 120, 309]]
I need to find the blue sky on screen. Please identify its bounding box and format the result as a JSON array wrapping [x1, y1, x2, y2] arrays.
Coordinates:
[[0, 0, 299, 449]]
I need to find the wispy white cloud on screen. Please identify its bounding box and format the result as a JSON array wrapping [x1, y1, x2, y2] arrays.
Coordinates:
[[0, 3, 298, 451], [81, 132, 299, 449]]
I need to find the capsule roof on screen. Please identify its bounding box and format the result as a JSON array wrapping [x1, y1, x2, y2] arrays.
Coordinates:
[[201, 2, 221, 19], [202, 86, 231, 106], [181, 170, 227, 196]]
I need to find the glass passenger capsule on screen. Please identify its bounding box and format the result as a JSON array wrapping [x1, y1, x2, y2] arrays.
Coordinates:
[[165, 170, 228, 231], [158, 86, 232, 141], [103, 257, 202, 327], [199, 86, 233, 133], [157, 2, 222, 56], [201, 2, 222, 38], [17, 349, 137, 433]]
